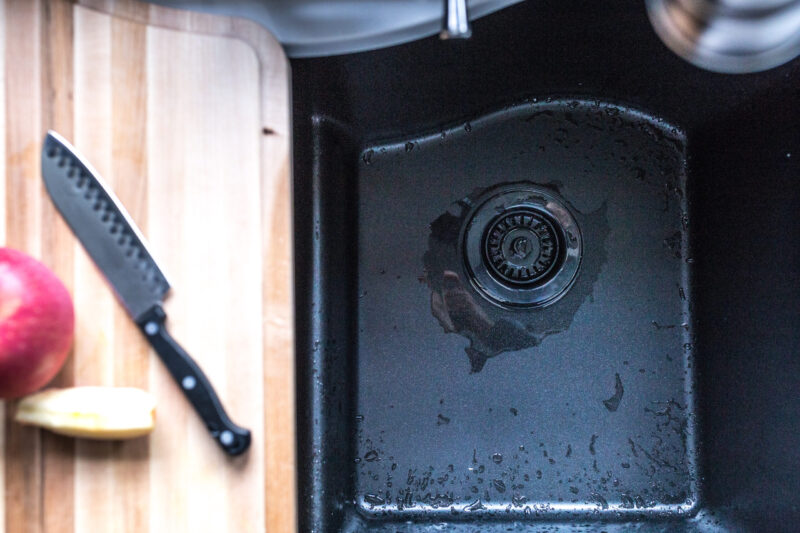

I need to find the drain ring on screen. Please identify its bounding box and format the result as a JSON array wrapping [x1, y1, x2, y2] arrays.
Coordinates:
[[461, 184, 582, 308]]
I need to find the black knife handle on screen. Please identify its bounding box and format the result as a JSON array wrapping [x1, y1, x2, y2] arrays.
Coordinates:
[[136, 305, 251, 455]]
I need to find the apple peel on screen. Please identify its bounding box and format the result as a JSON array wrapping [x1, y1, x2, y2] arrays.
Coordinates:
[[15, 386, 156, 439], [0, 247, 75, 399]]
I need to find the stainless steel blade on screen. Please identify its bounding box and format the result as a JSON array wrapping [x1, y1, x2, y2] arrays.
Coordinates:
[[41, 131, 170, 321]]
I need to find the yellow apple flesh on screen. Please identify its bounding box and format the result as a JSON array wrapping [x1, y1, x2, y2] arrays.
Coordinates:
[[15, 386, 156, 439]]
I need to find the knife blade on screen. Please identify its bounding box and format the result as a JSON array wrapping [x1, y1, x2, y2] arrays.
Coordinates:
[[41, 131, 251, 455], [42, 132, 170, 321]]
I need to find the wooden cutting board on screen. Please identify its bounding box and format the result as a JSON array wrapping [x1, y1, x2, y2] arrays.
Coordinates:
[[0, 1, 295, 532]]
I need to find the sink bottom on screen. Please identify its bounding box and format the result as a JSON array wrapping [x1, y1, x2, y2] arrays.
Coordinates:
[[349, 99, 697, 523]]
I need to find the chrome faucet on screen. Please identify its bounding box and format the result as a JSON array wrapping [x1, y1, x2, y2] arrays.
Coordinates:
[[647, 0, 800, 73], [441, 0, 472, 39]]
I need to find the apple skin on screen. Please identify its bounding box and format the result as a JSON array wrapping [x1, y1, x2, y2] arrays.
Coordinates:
[[0, 247, 74, 399]]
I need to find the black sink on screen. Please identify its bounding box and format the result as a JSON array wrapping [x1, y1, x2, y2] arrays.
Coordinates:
[[291, 1, 800, 531]]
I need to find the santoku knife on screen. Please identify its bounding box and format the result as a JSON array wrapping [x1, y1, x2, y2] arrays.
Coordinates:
[[41, 131, 251, 455]]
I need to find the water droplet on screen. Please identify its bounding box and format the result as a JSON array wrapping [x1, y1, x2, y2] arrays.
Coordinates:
[[404, 141, 415, 153], [509, 407, 518, 416], [464, 122, 472, 132], [364, 493, 385, 505], [591, 492, 609, 509], [493, 479, 506, 493], [464, 499, 485, 512], [621, 494, 634, 508], [364, 450, 379, 462], [621, 462, 631, 469], [491, 453, 503, 464], [362, 149, 374, 165], [603, 373, 624, 412]]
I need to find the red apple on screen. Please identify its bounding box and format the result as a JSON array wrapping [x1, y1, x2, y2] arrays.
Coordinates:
[[0, 247, 74, 399]]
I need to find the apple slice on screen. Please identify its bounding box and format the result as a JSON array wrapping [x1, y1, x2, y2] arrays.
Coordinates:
[[14, 386, 156, 439]]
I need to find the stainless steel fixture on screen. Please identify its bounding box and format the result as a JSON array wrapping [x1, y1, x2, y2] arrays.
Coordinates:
[[149, 0, 520, 57], [441, 0, 472, 39], [646, 0, 800, 73], [461, 184, 582, 309]]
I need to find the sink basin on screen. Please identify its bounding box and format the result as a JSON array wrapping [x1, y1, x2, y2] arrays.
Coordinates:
[[291, 1, 800, 531]]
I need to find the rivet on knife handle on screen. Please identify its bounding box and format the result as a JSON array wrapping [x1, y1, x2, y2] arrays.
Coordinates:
[[137, 305, 251, 455]]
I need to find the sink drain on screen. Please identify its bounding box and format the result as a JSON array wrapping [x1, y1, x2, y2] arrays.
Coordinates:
[[484, 209, 561, 285], [462, 184, 582, 308]]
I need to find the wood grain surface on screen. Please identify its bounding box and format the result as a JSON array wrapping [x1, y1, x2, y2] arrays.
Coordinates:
[[0, 1, 295, 531]]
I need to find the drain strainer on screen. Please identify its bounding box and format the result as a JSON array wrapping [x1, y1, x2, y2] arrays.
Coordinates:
[[461, 184, 582, 308], [484, 209, 561, 285]]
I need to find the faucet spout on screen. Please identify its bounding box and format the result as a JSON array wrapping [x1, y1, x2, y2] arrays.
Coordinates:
[[440, 0, 472, 39]]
